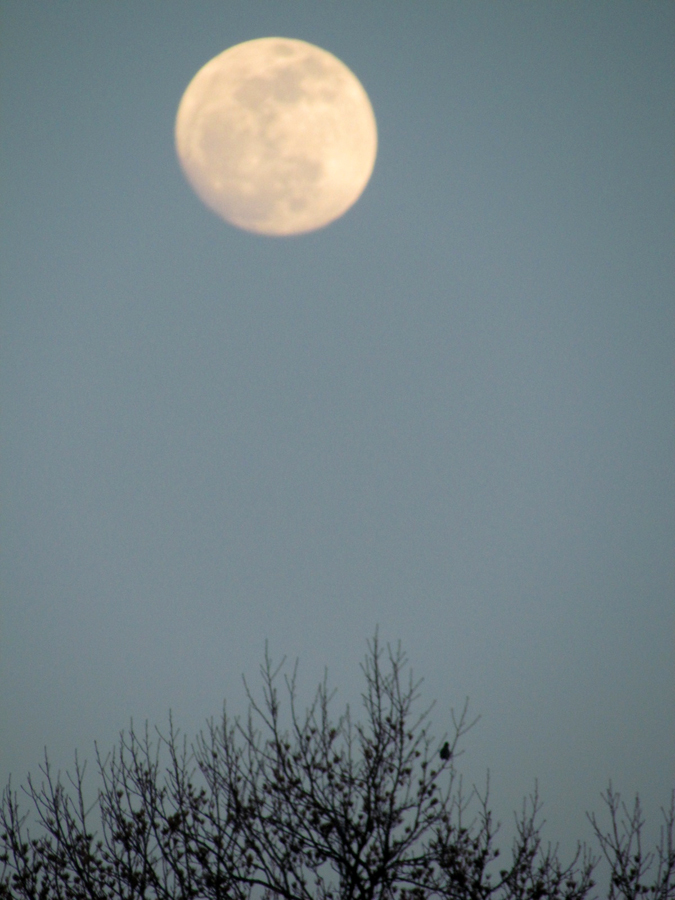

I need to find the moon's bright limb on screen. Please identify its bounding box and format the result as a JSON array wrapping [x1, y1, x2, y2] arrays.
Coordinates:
[[175, 38, 378, 236]]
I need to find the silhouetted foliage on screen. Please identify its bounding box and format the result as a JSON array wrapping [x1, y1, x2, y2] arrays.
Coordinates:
[[1, 635, 673, 899]]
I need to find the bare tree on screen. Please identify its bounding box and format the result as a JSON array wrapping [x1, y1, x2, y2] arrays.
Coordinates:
[[588, 786, 675, 900], [1, 634, 673, 900]]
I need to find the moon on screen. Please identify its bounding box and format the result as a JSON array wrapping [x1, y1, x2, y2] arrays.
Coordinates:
[[175, 38, 377, 236]]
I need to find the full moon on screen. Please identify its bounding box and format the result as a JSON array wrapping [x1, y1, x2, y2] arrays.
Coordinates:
[[175, 38, 378, 236]]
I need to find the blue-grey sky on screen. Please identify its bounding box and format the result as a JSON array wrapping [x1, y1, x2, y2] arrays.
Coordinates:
[[1, 0, 673, 861]]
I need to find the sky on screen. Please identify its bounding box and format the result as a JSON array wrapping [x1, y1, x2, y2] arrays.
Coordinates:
[[1, 0, 673, 866]]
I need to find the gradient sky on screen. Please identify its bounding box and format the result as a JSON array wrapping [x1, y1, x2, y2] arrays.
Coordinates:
[[1, 0, 673, 864]]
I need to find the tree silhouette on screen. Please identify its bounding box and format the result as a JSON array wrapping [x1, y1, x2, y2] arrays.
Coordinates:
[[1, 634, 673, 900]]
